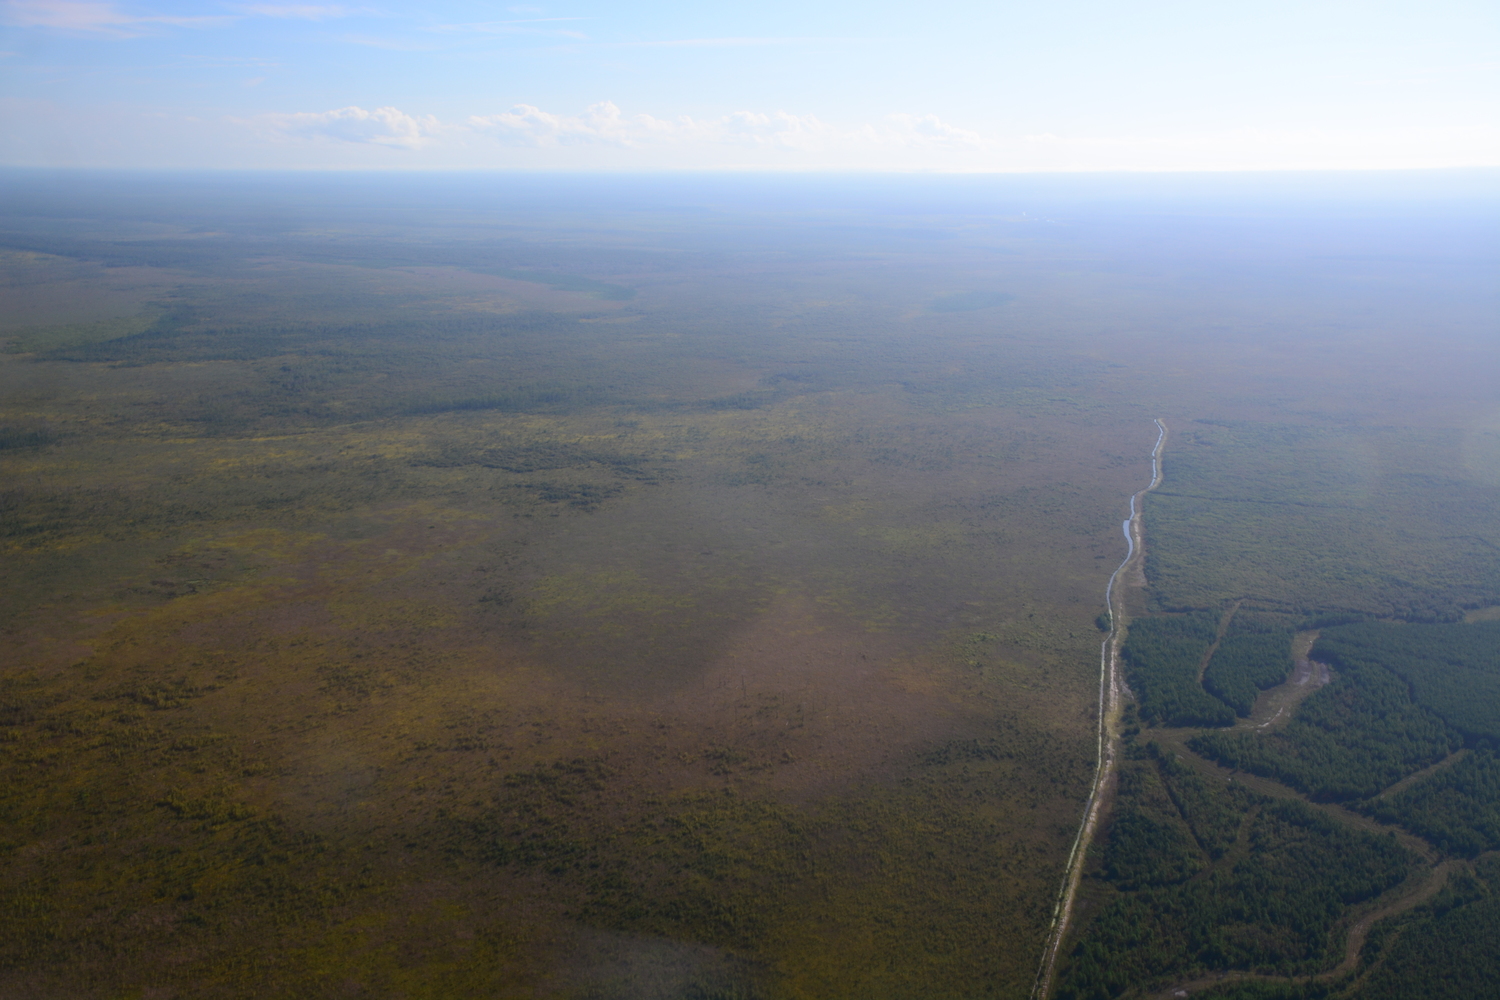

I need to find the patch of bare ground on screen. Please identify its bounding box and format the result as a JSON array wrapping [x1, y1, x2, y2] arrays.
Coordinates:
[[1239, 630, 1331, 732]]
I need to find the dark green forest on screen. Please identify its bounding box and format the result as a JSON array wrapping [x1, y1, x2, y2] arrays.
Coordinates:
[[1361, 751, 1500, 858], [1057, 744, 1411, 1000], [1313, 622, 1500, 742], [1078, 613, 1500, 999], [1202, 634, 1295, 717], [1118, 613, 1235, 727], [1189, 661, 1460, 802], [1355, 856, 1500, 1000], [1060, 421, 1500, 998]]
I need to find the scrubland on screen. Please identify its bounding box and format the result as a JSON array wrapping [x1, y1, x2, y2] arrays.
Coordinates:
[[1, 172, 1497, 999]]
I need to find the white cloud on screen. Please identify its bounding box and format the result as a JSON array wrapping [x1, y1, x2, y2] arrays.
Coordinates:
[[27, 98, 1489, 171], [467, 102, 991, 152], [0, 0, 231, 34], [469, 101, 667, 147], [258, 105, 441, 149], [249, 101, 985, 155], [883, 113, 989, 149]]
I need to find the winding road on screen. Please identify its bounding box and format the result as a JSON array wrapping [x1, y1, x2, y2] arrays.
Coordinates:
[[1031, 418, 1167, 1000]]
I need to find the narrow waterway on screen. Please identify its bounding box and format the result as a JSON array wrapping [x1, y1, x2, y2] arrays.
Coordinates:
[[1032, 418, 1166, 1000]]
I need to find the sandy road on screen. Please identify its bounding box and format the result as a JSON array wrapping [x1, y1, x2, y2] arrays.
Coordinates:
[[1031, 418, 1167, 1000]]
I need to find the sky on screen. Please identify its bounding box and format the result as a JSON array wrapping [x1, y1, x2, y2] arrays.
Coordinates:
[[1, 0, 1497, 171]]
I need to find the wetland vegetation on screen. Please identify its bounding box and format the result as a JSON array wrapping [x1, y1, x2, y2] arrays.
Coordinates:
[[1, 169, 1497, 999]]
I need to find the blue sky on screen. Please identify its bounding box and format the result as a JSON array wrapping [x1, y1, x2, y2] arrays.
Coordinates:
[[2, 0, 1497, 170]]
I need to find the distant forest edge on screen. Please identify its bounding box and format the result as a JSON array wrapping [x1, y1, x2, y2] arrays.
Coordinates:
[[1060, 418, 1500, 1000], [0, 232, 638, 300]]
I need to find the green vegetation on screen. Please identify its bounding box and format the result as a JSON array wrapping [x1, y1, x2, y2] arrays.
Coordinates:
[[448, 767, 814, 948], [1361, 751, 1500, 857], [1176, 623, 1500, 853], [1132, 859, 1500, 1000], [1202, 634, 1295, 717], [1167, 624, 1498, 866], [1182, 863, 1500, 1000], [0, 183, 1142, 999], [1144, 421, 1500, 621], [438, 732, 1094, 995], [1119, 613, 1236, 727], [1057, 743, 1411, 999], [1098, 750, 1208, 890], [0, 422, 58, 450], [1092, 418, 1500, 995], [1190, 660, 1460, 801], [1110, 419, 1500, 995], [5, 174, 1499, 998], [1356, 857, 1500, 1000], [1313, 621, 1500, 741], [1189, 981, 1339, 999]]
